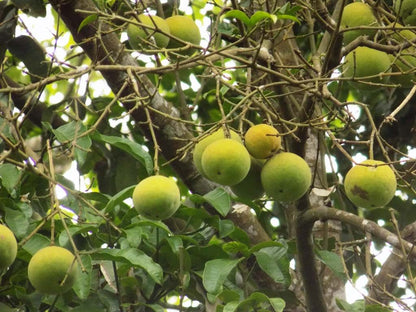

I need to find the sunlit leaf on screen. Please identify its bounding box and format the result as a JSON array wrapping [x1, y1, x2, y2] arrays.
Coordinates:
[[203, 258, 242, 295], [92, 132, 153, 175], [93, 248, 163, 284]]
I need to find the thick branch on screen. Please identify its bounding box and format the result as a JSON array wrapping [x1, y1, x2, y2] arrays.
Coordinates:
[[298, 206, 416, 257]]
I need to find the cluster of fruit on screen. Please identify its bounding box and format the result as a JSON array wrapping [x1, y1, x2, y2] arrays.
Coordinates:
[[126, 13, 201, 52], [0, 224, 79, 295], [341, 1, 416, 89], [193, 124, 312, 202]]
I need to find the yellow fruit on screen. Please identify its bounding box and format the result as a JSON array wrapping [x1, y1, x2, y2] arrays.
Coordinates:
[[127, 14, 170, 50], [165, 15, 201, 49], [201, 138, 251, 186], [132, 175, 181, 220], [344, 159, 397, 209], [193, 129, 242, 177], [230, 158, 264, 200], [28, 246, 78, 295], [340, 2, 378, 45], [0, 224, 17, 272], [261, 152, 312, 202], [343, 46, 392, 90], [244, 124, 281, 159], [394, 0, 416, 26]]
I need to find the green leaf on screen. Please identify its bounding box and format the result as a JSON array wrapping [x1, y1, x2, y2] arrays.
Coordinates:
[[222, 9, 250, 26], [222, 241, 249, 256], [254, 249, 287, 284], [202, 258, 242, 295], [103, 185, 135, 213], [315, 249, 347, 281], [0, 163, 22, 197], [92, 132, 153, 175], [249, 240, 285, 254], [21, 233, 50, 255], [73, 254, 92, 300], [47, 121, 92, 167], [336, 299, 365, 312], [218, 219, 235, 238], [203, 187, 231, 217], [248, 11, 277, 28], [7, 35, 49, 81], [93, 248, 163, 284], [10, 0, 45, 17], [78, 14, 98, 33], [224, 292, 285, 312]]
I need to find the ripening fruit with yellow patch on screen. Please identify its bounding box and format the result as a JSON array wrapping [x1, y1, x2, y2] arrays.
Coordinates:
[[132, 175, 181, 220], [201, 138, 251, 186], [165, 15, 201, 49], [261, 152, 312, 202], [344, 160, 397, 209], [244, 124, 281, 159], [193, 128, 242, 177], [127, 14, 170, 50], [0, 224, 17, 273], [343, 46, 392, 90], [230, 158, 265, 200], [340, 2, 378, 45], [28, 246, 79, 295]]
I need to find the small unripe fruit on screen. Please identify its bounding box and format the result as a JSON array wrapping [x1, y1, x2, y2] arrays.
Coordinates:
[[193, 129, 242, 177], [127, 14, 170, 50], [394, 0, 416, 26], [165, 15, 201, 49], [0, 224, 17, 272], [244, 124, 281, 159], [28, 246, 78, 295], [230, 158, 264, 200], [201, 138, 251, 186], [340, 2, 378, 45], [344, 160, 397, 209], [261, 152, 312, 202], [343, 46, 392, 90], [132, 175, 181, 220]]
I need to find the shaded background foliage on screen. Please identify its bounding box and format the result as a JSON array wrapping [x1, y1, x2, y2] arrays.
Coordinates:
[[0, 0, 415, 311]]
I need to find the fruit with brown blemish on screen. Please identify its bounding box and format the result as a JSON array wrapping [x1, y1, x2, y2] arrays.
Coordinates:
[[344, 159, 397, 208]]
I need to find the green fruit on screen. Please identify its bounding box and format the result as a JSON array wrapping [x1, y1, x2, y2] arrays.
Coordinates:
[[231, 158, 264, 200], [344, 159, 397, 209], [389, 52, 416, 87], [340, 2, 378, 45], [132, 175, 181, 220], [261, 152, 312, 202], [343, 46, 392, 90], [244, 124, 281, 159], [193, 129, 242, 177], [127, 14, 170, 49], [387, 23, 416, 87], [165, 15, 201, 49], [0, 224, 17, 272], [201, 138, 251, 186], [394, 0, 416, 26], [28, 246, 78, 295]]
